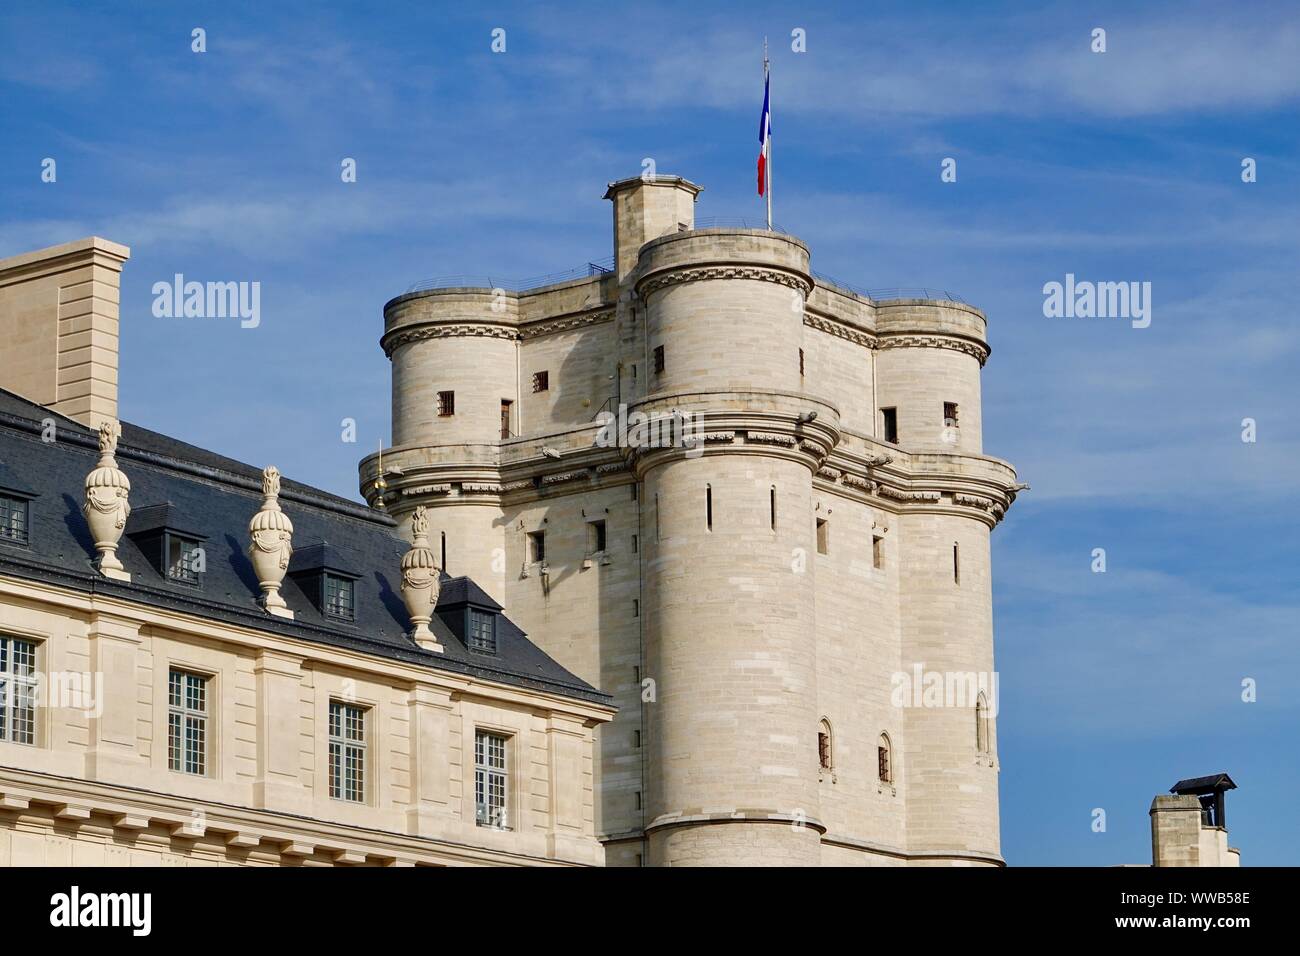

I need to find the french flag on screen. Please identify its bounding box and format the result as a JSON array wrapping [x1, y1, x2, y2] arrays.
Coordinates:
[[757, 71, 771, 196]]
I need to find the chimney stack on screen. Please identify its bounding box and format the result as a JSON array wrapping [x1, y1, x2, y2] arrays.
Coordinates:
[[0, 236, 129, 428], [1151, 773, 1241, 867]]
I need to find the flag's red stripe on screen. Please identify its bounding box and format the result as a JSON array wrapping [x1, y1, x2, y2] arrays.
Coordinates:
[[757, 153, 766, 196]]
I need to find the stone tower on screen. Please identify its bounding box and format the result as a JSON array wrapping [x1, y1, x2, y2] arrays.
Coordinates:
[[363, 174, 1021, 866]]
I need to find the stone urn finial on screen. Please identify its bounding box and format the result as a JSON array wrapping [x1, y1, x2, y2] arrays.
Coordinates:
[[248, 465, 294, 619], [83, 418, 132, 581], [401, 506, 443, 652]]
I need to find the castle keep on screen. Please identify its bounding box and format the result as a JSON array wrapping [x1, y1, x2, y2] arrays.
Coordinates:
[[362, 174, 1023, 866]]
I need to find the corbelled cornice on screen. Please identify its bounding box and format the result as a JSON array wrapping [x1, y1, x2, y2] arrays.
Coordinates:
[[637, 265, 812, 297], [382, 309, 615, 355], [877, 334, 990, 366]]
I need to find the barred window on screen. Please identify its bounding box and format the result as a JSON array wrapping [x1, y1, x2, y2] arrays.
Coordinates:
[[878, 732, 893, 784], [531, 370, 549, 393], [0, 637, 38, 745], [329, 700, 366, 802], [324, 574, 354, 620], [167, 535, 203, 583], [168, 669, 208, 774], [475, 730, 509, 829], [468, 609, 496, 654], [437, 390, 455, 417], [0, 495, 28, 544]]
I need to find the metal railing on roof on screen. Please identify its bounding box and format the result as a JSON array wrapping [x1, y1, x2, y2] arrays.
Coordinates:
[[690, 216, 792, 234], [405, 256, 614, 294], [810, 270, 967, 304]]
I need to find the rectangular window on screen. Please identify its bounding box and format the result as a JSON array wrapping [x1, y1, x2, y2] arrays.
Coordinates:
[[324, 574, 355, 620], [328, 700, 366, 802], [0, 495, 29, 545], [587, 519, 607, 554], [816, 518, 829, 555], [527, 530, 546, 563], [882, 407, 899, 444], [705, 485, 713, 531], [944, 402, 959, 427], [631, 533, 638, 554], [531, 371, 549, 393], [475, 730, 509, 829], [468, 608, 496, 654], [799, 348, 805, 376], [634, 729, 641, 749], [167, 669, 208, 774], [437, 390, 455, 417], [167, 535, 202, 583], [653, 345, 665, 375], [0, 637, 38, 745], [770, 486, 777, 531], [632, 598, 639, 618], [953, 542, 961, 584], [500, 399, 513, 439], [873, 535, 885, 570]]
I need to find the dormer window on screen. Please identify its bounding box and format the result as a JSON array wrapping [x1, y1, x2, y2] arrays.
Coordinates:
[[0, 493, 30, 545], [287, 542, 361, 624], [126, 504, 208, 586], [468, 608, 496, 654], [166, 534, 204, 583], [324, 574, 355, 621]]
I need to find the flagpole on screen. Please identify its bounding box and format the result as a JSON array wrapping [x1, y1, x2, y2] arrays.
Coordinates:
[[764, 38, 772, 231]]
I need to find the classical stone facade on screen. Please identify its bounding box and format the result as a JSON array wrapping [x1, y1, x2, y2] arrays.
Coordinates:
[[361, 174, 1024, 866], [0, 240, 613, 867]]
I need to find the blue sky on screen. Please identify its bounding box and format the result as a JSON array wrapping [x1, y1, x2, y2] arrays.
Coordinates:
[[2, 0, 1297, 865]]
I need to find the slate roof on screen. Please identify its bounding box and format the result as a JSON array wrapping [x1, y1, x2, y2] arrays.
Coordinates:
[[0, 387, 608, 706]]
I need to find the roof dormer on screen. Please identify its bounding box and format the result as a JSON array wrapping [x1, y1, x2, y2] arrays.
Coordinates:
[[289, 541, 362, 623]]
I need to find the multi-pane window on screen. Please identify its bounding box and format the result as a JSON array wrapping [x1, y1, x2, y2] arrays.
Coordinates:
[[468, 609, 496, 654], [328, 701, 366, 802], [167, 669, 208, 774], [437, 390, 455, 417], [531, 371, 549, 393], [324, 574, 355, 620], [475, 730, 509, 829], [0, 495, 29, 545], [0, 637, 38, 745], [166, 535, 202, 583]]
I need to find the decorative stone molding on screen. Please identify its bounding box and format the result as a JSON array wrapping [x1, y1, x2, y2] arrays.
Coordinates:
[[799, 439, 825, 456], [382, 322, 517, 354], [842, 473, 877, 493], [954, 493, 996, 511], [400, 506, 443, 652], [520, 309, 614, 339], [82, 419, 131, 581], [803, 313, 877, 348], [500, 479, 535, 492], [405, 484, 452, 496], [816, 466, 842, 481], [638, 266, 812, 297], [702, 431, 735, 443], [877, 334, 990, 367], [596, 462, 629, 474], [878, 486, 943, 503], [746, 431, 797, 447], [542, 470, 590, 486], [248, 466, 295, 619]]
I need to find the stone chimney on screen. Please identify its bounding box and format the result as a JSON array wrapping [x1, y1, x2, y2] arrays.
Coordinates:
[[0, 236, 130, 427], [603, 175, 702, 282]]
